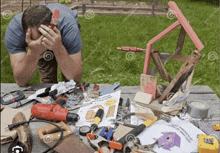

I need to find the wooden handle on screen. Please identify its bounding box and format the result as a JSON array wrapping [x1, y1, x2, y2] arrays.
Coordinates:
[[12, 112, 31, 153], [37, 122, 73, 141]]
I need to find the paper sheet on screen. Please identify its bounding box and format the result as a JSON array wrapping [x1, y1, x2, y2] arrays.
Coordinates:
[[136, 116, 204, 153], [76, 90, 121, 128]]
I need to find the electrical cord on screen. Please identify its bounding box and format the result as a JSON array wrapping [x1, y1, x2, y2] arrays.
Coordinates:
[[6, 119, 63, 153]]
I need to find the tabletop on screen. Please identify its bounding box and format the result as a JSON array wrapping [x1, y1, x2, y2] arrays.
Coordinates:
[[1, 83, 220, 153]]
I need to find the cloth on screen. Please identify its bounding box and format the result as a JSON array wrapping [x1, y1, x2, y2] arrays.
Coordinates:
[[4, 3, 82, 83], [1, 106, 32, 144]]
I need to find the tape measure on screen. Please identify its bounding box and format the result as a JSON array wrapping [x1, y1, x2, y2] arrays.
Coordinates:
[[79, 126, 91, 136], [187, 102, 209, 119]]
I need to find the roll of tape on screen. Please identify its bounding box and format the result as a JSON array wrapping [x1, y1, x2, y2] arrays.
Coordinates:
[[187, 101, 209, 119]]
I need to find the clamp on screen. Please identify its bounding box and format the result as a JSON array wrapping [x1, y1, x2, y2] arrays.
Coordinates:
[[87, 133, 122, 153], [99, 126, 113, 141]]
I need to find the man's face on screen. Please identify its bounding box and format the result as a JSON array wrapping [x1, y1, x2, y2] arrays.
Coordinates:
[[30, 27, 42, 40]]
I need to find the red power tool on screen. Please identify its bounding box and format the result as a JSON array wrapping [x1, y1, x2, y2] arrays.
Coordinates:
[[31, 99, 79, 122]]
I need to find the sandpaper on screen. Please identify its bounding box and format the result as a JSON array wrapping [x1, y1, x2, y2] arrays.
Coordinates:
[[46, 133, 94, 153]]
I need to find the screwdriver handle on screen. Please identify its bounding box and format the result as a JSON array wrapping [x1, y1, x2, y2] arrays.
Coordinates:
[[117, 117, 157, 145], [91, 108, 104, 131], [117, 46, 145, 52]]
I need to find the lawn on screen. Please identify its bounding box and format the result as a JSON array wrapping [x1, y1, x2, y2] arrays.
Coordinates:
[[1, 0, 219, 96]]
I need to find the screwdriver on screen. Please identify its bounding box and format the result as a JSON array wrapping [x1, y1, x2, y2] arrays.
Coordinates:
[[117, 117, 158, 145], [117, 46, 146, 52], [91, 108, 104, 133]]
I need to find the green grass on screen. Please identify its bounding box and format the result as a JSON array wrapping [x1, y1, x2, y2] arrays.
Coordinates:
[[1, 0, 219, 97]]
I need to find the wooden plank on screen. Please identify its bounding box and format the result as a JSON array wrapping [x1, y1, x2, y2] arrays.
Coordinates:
[[158, 51, 202, 103], [143, 44, 152, 74], [152, 52, 172, 82], [185, 70, 194, 93], [1, 84, 216, 95], [148, 21, 181, 45], [140, 74, 158, 99], [169, 54, 188, 62], [168, 1, 204, 51], [175, 26, 186, 55]]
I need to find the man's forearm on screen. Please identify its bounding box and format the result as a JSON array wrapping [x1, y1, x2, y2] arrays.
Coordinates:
[[13, 49, 40, 86], [53, 45, 82, 82]]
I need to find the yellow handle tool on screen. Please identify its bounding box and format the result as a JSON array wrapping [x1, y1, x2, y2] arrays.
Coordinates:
[[91, 108, 104, 132], [117, 117, 158, 145]]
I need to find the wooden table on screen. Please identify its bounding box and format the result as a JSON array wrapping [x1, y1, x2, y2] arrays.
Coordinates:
[[1, 83, 220, 153]]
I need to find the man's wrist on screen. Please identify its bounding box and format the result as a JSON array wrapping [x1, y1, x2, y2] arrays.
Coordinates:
[[28, 48, 41, 59], [53, 44, 65, 54]]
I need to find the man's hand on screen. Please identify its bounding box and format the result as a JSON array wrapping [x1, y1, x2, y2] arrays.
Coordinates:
[[26, 28, 47, 55], [38, 25, 63, 52]]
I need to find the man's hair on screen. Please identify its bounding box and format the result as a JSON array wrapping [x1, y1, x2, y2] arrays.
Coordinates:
[[22, 5, 52, 33]]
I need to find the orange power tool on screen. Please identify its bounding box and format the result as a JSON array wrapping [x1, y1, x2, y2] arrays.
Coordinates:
[[31, 98, 79, 122]]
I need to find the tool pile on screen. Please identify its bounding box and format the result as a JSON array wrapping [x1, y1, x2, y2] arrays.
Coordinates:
[[0, 1, 219, 153]]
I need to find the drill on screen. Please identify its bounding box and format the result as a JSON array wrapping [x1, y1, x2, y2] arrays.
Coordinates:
[[31, 97, 79, 122]]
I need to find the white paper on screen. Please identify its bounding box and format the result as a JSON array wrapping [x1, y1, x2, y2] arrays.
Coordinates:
[[76, 90, 121, 128], [136, 116, 204, 153]]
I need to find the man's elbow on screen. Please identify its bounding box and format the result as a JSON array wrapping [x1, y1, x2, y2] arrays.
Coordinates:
[[15, 76, 28, 87], [16, 80, 28, 87], [73, 69, 82, 83]]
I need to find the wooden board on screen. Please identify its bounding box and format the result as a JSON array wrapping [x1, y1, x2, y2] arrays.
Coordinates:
[[152, 52, 172, 82], [175, 26, 186, 55], [158, 50, 202, 103], [140, 74, 158, 100], [106, 105, 115, 117]]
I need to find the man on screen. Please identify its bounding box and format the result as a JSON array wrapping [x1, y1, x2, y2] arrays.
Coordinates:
[[4, 3, 82, 86]]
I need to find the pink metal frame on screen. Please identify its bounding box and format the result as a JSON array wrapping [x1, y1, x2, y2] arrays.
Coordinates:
[[143, 1, 204, 74]]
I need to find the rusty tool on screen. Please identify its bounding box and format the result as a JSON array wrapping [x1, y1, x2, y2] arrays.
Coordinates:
[[87, 133, 122, 153], [117, 46, 146, 52]]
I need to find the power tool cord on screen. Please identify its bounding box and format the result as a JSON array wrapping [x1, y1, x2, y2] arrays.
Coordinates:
[[7, 119, 63, 153]]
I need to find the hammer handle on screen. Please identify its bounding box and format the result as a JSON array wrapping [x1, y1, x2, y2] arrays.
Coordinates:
[[117, 117, 157, 145]]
